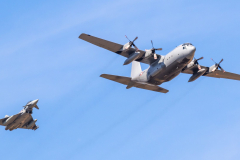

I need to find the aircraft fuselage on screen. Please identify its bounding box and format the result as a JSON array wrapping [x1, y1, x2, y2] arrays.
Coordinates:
[[134, 43, 196, 85]]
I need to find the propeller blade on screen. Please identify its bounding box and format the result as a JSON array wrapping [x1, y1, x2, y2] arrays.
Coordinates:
[[196, 57, 203, 61], [125, 35, 139, 50], [219, 59, 223, 64], [211, 58, 217, 64], [150, 40, 162, 58], [194, 57, 203, 65], [125, 35, 130, 41], [218, 65, 225, 72], [133, 36, 138, 42], [132, 43, 138, 50]]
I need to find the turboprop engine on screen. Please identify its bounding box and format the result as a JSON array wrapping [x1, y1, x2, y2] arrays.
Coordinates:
[[209, 58, 225, 73], [123, 35, 144, 65], [144, 40, 162, 60], [186, 57, 203, 70], [123, 35, 138, 51]]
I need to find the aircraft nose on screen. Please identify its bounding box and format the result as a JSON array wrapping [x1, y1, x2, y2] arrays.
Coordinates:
[[186, 46, 196, 59], [32, 99, 39, 104], [192, 46, 196, 52]]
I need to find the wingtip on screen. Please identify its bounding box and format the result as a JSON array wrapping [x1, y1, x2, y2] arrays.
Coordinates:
[[100, 74, 105, 77], [78, 33, 84, 39], [79, 33, 91, 39]]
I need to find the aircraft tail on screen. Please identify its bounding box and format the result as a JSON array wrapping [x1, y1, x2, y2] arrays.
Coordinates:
[[131, 61, 142, 78]]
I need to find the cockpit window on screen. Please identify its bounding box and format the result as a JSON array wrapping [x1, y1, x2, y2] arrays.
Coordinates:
[[182, 43, 193, 46]]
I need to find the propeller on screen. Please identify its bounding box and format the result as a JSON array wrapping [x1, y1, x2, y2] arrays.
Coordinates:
[[211, 58, 225, 72], [125, 35, 138, 51], [193, 57, 203, 70], [150, 40, 162, 59]]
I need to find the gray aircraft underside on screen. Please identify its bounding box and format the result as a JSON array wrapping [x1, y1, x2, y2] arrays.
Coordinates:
[[0, 99, 39, 131], [79, 33, 240, 93]]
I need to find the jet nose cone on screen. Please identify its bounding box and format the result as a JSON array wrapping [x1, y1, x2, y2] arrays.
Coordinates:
[[32, 99, 39, 104]]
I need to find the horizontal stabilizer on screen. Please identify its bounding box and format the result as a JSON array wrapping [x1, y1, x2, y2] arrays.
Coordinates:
[[100, 74, 131, 85], [100, 74, 168, 93], [133, 82, 169, 93]]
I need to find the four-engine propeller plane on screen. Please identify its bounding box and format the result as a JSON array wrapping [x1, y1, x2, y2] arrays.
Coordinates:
[[0, 99, 39, 131], [79, 33, 240, 93]]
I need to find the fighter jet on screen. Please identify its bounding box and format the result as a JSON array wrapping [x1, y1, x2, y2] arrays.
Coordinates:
[[79, 34, 240, 93], [0, 99, 39, 131]]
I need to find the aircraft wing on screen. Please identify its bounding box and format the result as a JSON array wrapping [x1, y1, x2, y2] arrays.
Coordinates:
[[204, 70, 240, 80], [0, 117, 8, 125], [0, 113, 20, 126], [100, 74, 169, 93], [20, 116, 33, 129], [79, 33, 160, 65], [20, 115, 38, 130], [182, 65, 240, 81]]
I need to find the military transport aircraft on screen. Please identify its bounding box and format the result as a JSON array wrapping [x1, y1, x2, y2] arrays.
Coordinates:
[[79, 33, 240, 93], [0, 99, 39, 131]]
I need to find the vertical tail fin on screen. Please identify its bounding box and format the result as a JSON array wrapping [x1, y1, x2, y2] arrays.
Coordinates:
[[131, 61, 142, 78]]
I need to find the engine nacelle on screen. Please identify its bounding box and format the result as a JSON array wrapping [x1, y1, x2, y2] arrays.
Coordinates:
[[208, 64, 218, 73], [188, 68, 207, 82], [186, 60, 195, 69], [122, 42, 131, 51], [27, 119, 37, 129]]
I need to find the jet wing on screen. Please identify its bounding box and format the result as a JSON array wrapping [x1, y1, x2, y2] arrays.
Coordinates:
[[79, 33, 160, 65], [100, 74, 169, 93], [20, 115, 38, 130], [20, 116, 33, 129], [0, 117, 8, 125], [182, 65, 240, 81], [0, 113, 20, 126]]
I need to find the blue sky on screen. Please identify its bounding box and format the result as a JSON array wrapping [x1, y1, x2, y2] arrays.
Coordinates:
[[0, 0, 240, 159]]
